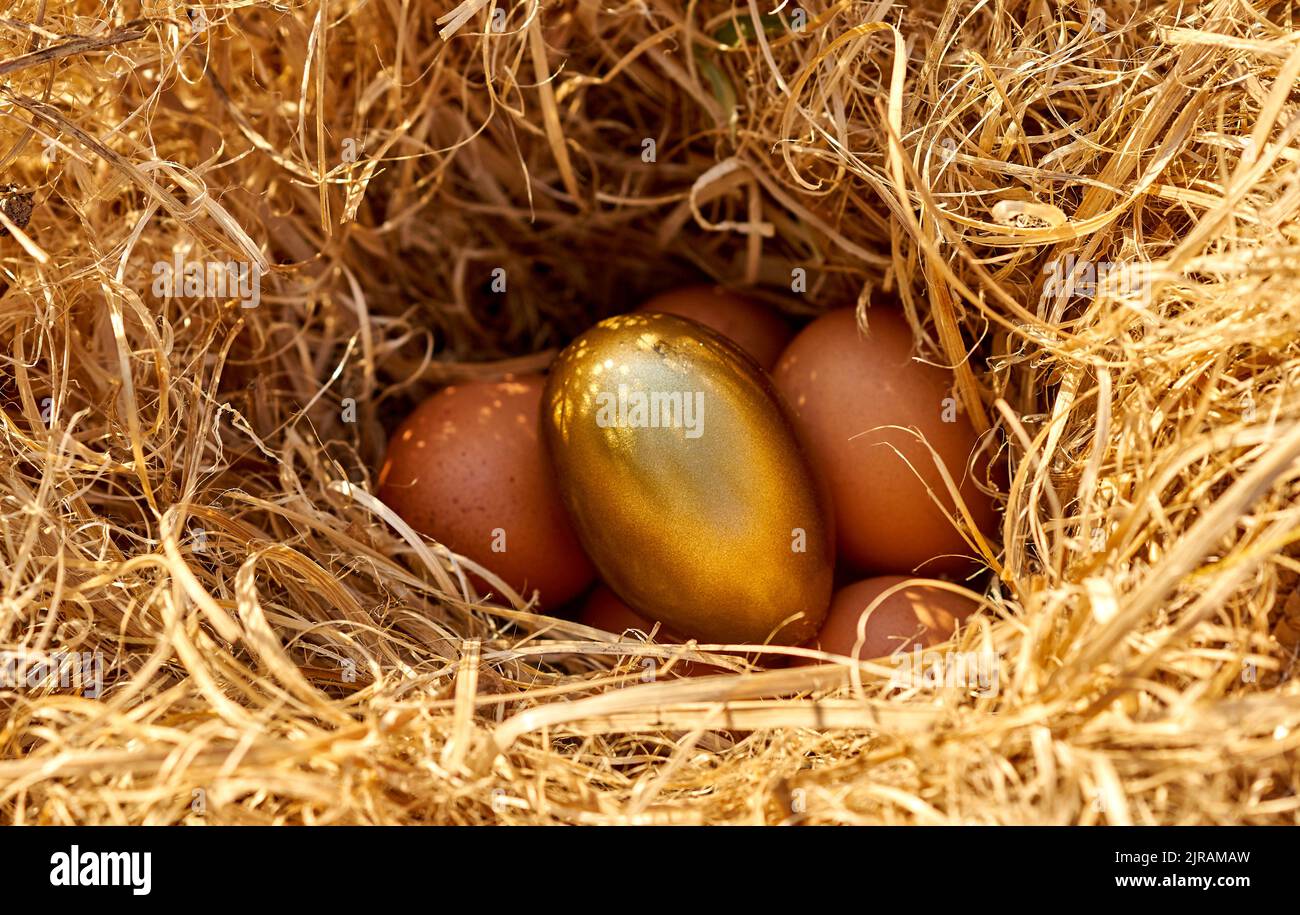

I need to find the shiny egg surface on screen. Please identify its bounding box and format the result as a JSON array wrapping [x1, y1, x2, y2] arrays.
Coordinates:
[[543, 313, 832, 644]]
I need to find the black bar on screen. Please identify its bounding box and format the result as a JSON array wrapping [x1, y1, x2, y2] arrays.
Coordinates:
[[2, 826, 1277, 900]]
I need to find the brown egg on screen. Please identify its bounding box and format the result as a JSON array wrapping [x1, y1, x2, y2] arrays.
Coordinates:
[[378, 375, 595, 607], [773, 308, 995, 575], [638, 285, 792, 371], [579, 585, 749, 677], [802, 576, 979, 662], [579, 585, 679, 640]]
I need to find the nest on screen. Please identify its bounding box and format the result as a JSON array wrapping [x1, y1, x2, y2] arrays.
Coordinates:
[[1, 0, 1299, 825]]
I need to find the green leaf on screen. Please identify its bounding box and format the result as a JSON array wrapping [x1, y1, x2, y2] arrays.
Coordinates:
[[712, 11, 787, 48]]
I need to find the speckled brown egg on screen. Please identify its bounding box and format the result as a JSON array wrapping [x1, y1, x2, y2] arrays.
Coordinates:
[[638, 285, 792, 370], [378, 375, 595, 608], [773, 308, 995, 575], [802, 575, 979, 662]]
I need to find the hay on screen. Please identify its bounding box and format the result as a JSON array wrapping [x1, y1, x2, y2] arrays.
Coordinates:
[[1, 0, 1299, 825]]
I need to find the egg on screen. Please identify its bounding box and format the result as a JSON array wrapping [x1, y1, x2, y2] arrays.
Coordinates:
[[543, 313, 833, 644], [579, 585, 678, 639], [773, 308, 995, 575], [579, 585, 748, 677], [802, 575, 979, 661], [378, 374, 595, 607], [638, 285, 791, 370]]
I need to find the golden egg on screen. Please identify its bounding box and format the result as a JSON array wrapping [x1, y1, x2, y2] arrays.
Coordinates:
[[542, 313, 833, 644], [637, 285, 792, 370]]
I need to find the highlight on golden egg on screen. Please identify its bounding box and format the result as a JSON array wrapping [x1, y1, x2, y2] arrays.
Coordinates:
[[542, 312, 833, 645]]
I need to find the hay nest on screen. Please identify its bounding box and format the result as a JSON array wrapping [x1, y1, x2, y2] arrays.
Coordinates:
[[2, 0, 1299, 825]]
